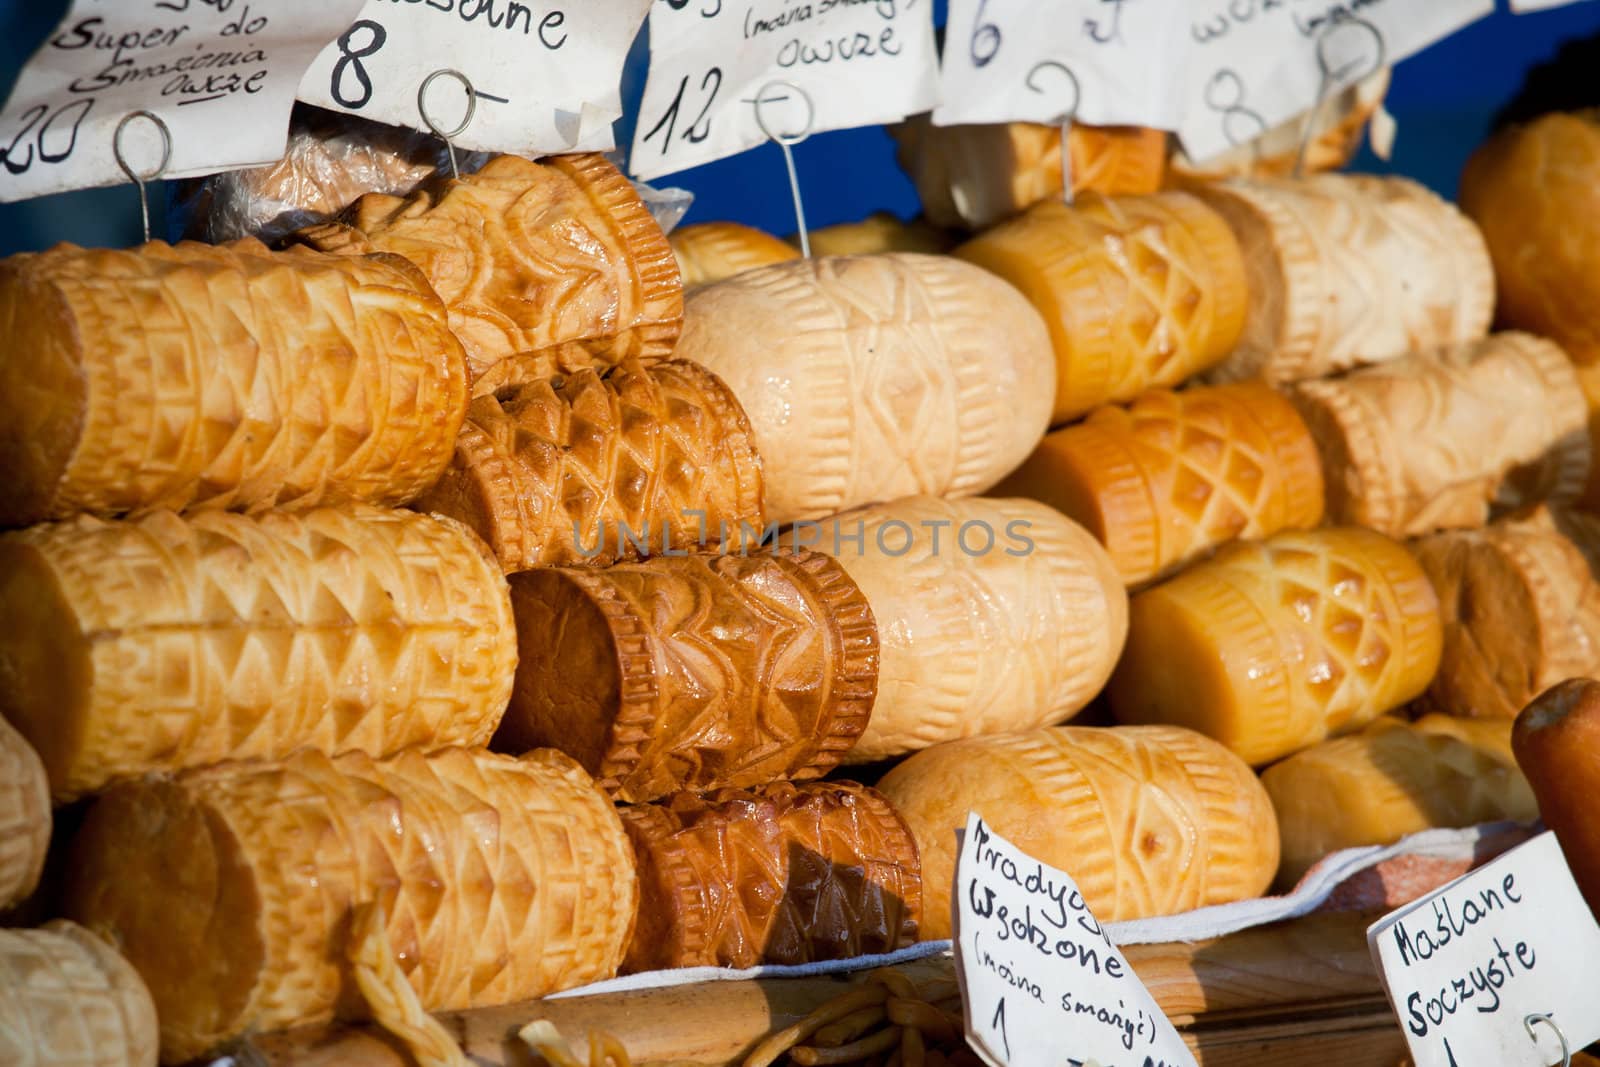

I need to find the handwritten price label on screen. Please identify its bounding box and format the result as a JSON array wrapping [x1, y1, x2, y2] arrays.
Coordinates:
[[934, 0, 1189, 130], [628, 0, 938, 182], [1368, 832, 1600, 1067], [953, 814, 1195, 1067], [1177, 0, 1491, 165], [0, 0, 365, 203], [297, 0, 652, 156]]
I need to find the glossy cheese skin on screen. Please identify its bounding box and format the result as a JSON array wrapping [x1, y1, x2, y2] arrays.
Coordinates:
[[295, 154, 682, 392], [620, 781, 920, 971], [877, 725, 1278, 939], [0, 717, 48, 908], [1291, 333, 1588, 538], [1460, 111, 1600, 366], [669, 221, 799, 289], [819, 496, 1127, 763], [1264, 715, 1535, 886], [1513, 679, 1600, 923], [1109, 528, 1443, 766], [1414, 511, 1600, 720], [1194, 174, 1493, 385], [804, 213, 955, 257], [0, 922, 159, 1067], [0, 239, 468, 526], [67, 747, 635, 1064], [0, 506, 517, 802], [956, 193, 1248, 424], [418, 359, 765, 573], [676, 255, 1055, 525], [498, 549, 877, 803], [992, 382, 1324, 586], [890, 116, 1167, 230]]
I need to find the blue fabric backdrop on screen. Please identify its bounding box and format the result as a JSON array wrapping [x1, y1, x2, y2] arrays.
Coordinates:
[[2, 0, 1598, 254]]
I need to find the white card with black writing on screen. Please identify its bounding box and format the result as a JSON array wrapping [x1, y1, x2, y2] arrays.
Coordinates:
[[1177, 0, 1491, 165], [934, 0, 1188, 130], [1368, 831, 1600, 1067], [298, 0, 651, 156], [0, 0, 366, 203], [954, 813, 1196, 1067], [628, 0, 939, 182]]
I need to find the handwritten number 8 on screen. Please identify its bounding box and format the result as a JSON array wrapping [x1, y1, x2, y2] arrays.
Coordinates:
[[970, 0, 1001, 68], [331, 20, 387, 110]]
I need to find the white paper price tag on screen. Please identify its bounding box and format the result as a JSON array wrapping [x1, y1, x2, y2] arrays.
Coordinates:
[[954, 814, 1196, 1067], [1368, 832, 1600, 1067], [1510, 0, 1593, 9], [1177, 0, 1491, 165], [0, 0, 367, 203], [934, 0, 1188, 130], [298, 0, 652, 157], [628, 0, 939, 182]]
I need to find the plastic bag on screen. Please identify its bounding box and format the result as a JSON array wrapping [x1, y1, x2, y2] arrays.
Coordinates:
[[173, 105, 695, 245]]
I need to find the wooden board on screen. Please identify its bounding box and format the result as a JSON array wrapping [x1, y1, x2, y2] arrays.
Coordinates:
[[248, 910, 1398, 1067]]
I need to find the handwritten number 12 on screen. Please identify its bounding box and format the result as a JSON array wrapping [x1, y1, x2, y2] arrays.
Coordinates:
[[642, 67, 721, 157], [970, 0, 1001, 67]]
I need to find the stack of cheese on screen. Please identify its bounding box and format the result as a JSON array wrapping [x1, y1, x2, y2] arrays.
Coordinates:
[[0, 154, 687, 1065], [957, 169, 1576, 893]]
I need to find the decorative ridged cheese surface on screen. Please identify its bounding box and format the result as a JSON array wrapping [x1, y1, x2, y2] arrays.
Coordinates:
[[819, 496, 1126, 763], [418, 359, 764, 573], [0, 717, 47, 908], [0, 922, 158, 1067], [877, 725, 1278, 939], [0, 506, 516, 802], [1413, 511, 1600, 720], [669, 221, 799, 288], [498, 549, 877, 803], [956, 193, 1248, 423], [993, 382, 1324, 585], [890, 115, 1168, 230], [67, 747, 635, 1064], [1109, 528, 1442, 766], [676, 255, 1055, 525], [1291, 332, 1588, 538], [294, 154, 682, 390], [1264, 716, 1535, 886], [1460, 111, 1600, 365], [0, 239, 468, 527], [1194, 174, 1494, 384], [620, 782, 920, 971]]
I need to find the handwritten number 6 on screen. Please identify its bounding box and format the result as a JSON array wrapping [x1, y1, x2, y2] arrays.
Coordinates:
[[970, 0, 1001, 68], [331, 20, 387, 110]]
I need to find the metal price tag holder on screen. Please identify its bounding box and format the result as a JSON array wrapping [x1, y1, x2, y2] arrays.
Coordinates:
[[1292, 15, 1386, 179], [751, 80, 815, 258], [1026, 60, 1081, 204], [112, 111, 172, 244], [1526, 1013, 1571, 1067], [418, 68, 479, 180]]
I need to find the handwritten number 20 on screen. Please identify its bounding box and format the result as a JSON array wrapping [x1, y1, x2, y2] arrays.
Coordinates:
[[642, 67, 721, 157], [970, 0, 1001, 67], [1, 98, 94, 177], [331, 20, 387, 110]]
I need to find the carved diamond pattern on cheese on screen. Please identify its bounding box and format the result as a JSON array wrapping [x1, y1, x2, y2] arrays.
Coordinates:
[[427, 361, 761, 571], [6, 508, 516, 801], [298, 154, 682, 384]]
